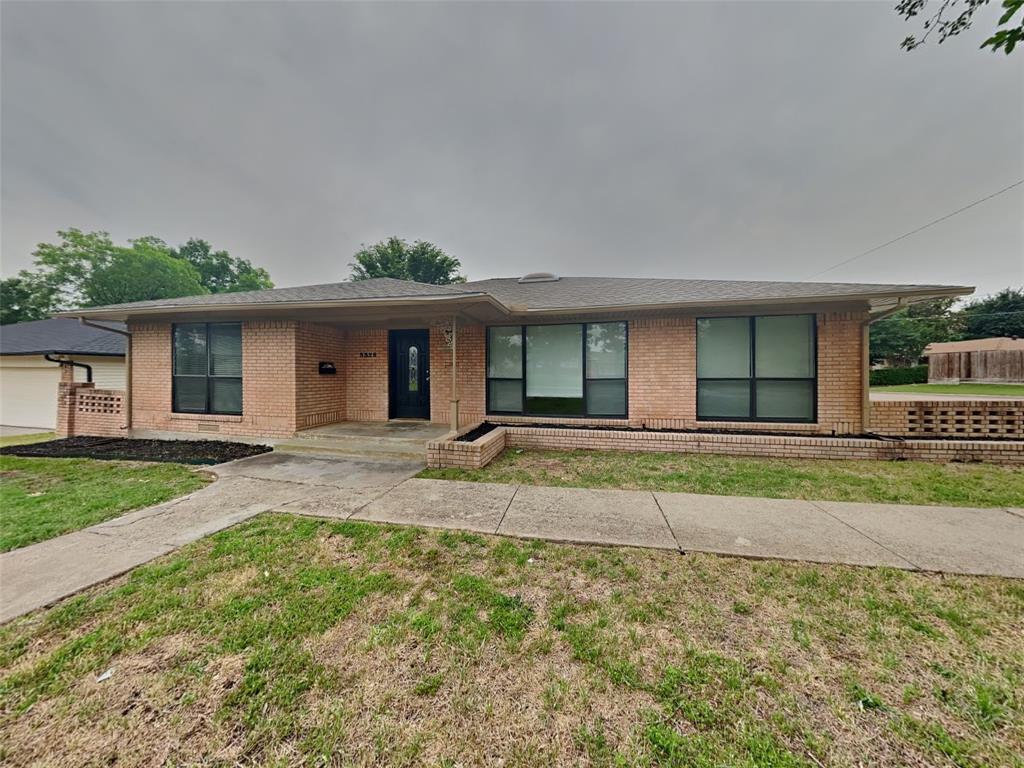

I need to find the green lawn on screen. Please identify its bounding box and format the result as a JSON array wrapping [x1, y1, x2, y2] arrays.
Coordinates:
[[1, 514, 1020, 766], [872, 383, 1024, 396], [420, 449, 1024, 508], [0, 453, 211, 552], [0, 431, 56, 448]]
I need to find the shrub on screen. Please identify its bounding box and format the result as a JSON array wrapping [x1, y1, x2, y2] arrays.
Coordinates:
[[870, 365, 928, 386]]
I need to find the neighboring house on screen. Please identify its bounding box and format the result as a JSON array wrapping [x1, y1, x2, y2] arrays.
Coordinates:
[[0, 318, 126, 429], [59, 275, 972, 439], [924, 337, 1024, 384]]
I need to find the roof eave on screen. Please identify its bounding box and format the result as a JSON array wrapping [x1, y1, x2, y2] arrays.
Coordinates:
[[57, 292, 512, 321], [517, 286, 975, 317]]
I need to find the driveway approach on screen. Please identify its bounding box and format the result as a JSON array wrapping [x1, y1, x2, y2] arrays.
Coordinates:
[[2, 453, 1022, 622]]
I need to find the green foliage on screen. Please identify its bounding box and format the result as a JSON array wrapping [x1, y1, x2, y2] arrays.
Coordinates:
[[869, 298, 960, 367], [0, 455, 208, 552], [961, 287, 1024, 339], [0, 274, 57, 324], [869, 365, 929, 386], [349, 236, 466, 285], [171, 238, 273, 293], [11, 228, 273, 314], [897, 0, 1023, 55]]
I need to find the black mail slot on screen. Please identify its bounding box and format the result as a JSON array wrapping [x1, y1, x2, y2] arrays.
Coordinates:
[[318, 361, 337, 375]]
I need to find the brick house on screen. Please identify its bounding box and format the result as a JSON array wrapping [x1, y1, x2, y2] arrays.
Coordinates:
[[57, 274, 974, 442]]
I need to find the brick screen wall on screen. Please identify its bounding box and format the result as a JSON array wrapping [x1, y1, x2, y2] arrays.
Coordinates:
[[56, 382, 125, 438], [872, 399, 1024, 440]]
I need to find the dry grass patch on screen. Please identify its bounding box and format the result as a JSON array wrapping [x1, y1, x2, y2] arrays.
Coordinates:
[[0, 514, 1021, 767]]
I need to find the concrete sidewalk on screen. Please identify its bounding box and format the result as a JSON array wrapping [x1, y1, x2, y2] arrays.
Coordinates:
[[348, 479, 1024, 578], [3, 452, 1021, 624], [0, 454, 421, 623]]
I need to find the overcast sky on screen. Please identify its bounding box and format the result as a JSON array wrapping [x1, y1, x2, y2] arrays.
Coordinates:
[[2, 1, 1022, 299]]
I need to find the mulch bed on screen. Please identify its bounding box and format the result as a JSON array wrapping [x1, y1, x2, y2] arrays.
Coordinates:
[[455, 423, 498, 443], [0, 437, 271, 465]]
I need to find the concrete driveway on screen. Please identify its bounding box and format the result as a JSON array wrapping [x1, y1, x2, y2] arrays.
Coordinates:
[[3, 452, 1021, 623]]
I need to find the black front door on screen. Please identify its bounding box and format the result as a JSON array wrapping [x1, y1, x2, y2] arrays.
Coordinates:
[[389, 329, 430, 419]]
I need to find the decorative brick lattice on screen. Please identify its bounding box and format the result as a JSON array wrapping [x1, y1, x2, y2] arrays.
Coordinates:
[[871, 400, 1024, 440]]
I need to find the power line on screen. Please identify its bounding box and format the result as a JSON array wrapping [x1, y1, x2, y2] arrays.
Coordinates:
[[805, 179, 1024, 280]]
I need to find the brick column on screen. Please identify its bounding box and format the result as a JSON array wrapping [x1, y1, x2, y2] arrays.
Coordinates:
[[56, 382, 94, 438]]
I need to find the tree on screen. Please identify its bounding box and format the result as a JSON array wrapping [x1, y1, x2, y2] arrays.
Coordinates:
[[0, 274, 56, 325], [870, 297, 962, 367], [349, 237, 466, 285], [17, 229, 273, 312], [897, 0, 1023, 54], [961, 287, 1024, 338], [84, 241, 208, 306], [171, 238, 273, 293], [30, 229, 207, 308]]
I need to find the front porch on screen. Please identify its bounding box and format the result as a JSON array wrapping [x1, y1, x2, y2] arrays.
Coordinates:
[[277, 420, 451, 461]]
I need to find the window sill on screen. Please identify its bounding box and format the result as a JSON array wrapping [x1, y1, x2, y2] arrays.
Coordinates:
[[170, 412, 244, 423]]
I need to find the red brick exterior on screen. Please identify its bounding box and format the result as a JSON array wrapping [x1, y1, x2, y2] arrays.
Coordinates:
[[122, 309, 869, 439]]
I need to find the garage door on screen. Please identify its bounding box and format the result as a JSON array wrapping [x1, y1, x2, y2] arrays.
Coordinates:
[[0, 365, 60, 429]]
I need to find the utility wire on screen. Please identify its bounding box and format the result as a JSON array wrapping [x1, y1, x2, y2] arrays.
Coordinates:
[[805, 179, 1024, 280]]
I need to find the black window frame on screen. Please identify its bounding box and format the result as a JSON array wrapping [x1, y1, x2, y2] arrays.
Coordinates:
[[485, 321, 629, 419], [696, 314, 817, 423], [171, 322, 243, 416]]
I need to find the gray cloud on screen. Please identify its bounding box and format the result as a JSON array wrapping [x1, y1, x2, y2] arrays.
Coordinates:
[[2, 1, 1022, 298]]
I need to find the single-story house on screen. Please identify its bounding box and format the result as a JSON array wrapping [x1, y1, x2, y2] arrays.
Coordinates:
[[924, 337, 1024, 384], [0, 318, 127, 429], [57, 275, 974, 440]]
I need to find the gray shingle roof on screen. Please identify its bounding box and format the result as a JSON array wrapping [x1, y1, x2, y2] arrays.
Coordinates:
[[1, 318, 126, 356], [65, 277, 479, 312], [461, 276, 971, 310], [61, 275, 972, 317]]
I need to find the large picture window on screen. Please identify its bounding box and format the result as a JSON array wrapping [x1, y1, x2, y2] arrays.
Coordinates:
[[172, 322, 243, 415], [487, 322, 627, 417], [696, 314, 815, 422]]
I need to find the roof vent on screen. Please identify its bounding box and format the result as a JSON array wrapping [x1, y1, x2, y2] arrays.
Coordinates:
[[518, 272, 560, 283]]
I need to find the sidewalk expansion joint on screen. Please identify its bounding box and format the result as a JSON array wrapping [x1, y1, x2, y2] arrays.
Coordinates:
[[807, 500, 921, 570], [651, 492, 685, 554], [494, 485, 520, 535]]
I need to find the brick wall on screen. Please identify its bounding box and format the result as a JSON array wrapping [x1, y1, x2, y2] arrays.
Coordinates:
[[296, 322, 346, 429], [56, 382, 125, 437], [429, 322, 486, 428], [440, 310, 868, 435], [130, 320, 298, 439], [344, 328, 389, 422], [426, 423, 1024, 469], [124, 308, 869, 440], [871, 399, 1024, 440]]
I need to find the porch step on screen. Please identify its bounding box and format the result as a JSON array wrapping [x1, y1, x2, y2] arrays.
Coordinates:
[[275, 434, 427, 462]]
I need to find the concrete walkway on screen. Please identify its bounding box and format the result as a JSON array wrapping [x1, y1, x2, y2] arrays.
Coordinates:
[[0, 453, 421, 623], [2, 452, 1021, 623], [349, 479, 1024, 578]]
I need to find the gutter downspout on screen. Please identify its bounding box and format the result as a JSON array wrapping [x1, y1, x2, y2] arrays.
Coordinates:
[[44, 354, 92, 383], [860, 299, 906, 432], [78, 318, 132, 431]]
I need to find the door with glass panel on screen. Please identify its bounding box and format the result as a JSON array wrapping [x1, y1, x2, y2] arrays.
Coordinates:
[[388, 329, 430, 419]]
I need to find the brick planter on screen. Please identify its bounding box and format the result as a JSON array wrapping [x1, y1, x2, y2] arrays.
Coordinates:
[[426, 422, 1024, 469], [427, 425, 507, 469]]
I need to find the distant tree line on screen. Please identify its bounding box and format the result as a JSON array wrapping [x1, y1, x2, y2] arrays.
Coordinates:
[[870, 288, 1024, 367]]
